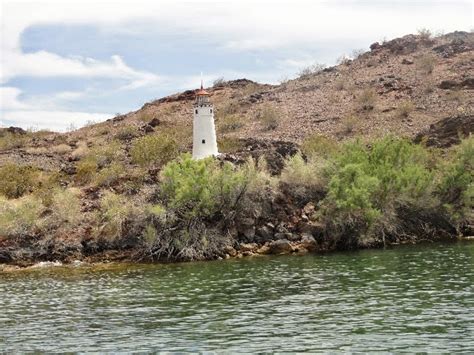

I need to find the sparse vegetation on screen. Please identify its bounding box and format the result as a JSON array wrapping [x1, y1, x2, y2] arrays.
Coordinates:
[[298, 63, 326, 78], [0, 163, 39, 199], [218, 114, 244, 133], [131, 133, 179, 167], [396, 100, 415, 118], [259, 104, 281, 131], [218, 137, 245, 153], [357, 88, 377, 111], [417, 54, 436, 75], [342, 115, 357, 134], [213, 77, 226, 87]]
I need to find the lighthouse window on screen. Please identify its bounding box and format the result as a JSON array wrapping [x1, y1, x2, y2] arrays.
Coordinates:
[[195, 109, 198, 114], [210, 109, 213, 114], [202, 139, 206, 144]]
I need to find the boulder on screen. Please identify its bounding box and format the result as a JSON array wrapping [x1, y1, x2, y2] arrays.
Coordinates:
[[148, 118, 161, 127], [239, 243, 258, 253], [268, 239, 293, 254], [224, 245, 237, 257], [401, 58, 414, 65], [257, 225, 273, 241], [300, 234, 318, 252]]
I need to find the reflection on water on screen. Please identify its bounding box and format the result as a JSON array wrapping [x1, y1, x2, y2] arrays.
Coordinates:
[[1, 242, 473, 352]]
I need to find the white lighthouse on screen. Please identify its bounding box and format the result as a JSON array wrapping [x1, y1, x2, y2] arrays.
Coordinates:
[[192, 81, 218, 159]]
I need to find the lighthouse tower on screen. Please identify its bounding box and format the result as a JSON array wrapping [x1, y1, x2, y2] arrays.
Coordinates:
[[192, 81, 218, 159]]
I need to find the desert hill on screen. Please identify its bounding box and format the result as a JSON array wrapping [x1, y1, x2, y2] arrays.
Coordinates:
[[1, 31, 473, 172]]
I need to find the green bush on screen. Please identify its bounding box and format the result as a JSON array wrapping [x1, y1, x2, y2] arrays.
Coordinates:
[[160, 154, 249, 219], [131, 133, 178, 167], [0, 163, 39, 198], [94, 162, 124, 187], [437, 136, 473, 222], [319, 137, 437, 245]]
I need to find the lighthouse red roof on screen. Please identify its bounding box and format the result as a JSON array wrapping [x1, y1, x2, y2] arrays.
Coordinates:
[[196, 80, 210, 96]]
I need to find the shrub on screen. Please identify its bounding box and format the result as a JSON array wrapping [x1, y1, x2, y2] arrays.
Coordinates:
[[213, 77, 226, 87], [218, 137, 245, 153], [357, 88, 377, 111], [417, 28, 432, 42], [396, 100, 415, 118], [0, 163, 39, 198], [42, 189, 82, 230], [259, 104, 281, 131], [51, 144, 72, 155], [96, 191, 145, 241], [437, 136, 473, 222], [280, 153, 328, 205], [138, 112, 154, 123], [115, 126, 140, 141], [218, 114, 244, 133], [75, 158, 98, 184], [301, 134, 338, 159], [160, 154, 249, 219], [298, 63, 326, 78], [94, 162, 124, 187], [0, 132, 28, 151], [319, 137, 438, 246], [342, 115, 357, 134], [334, 77, 346, 91], [131, 133, 178, 167], [417, 54, 436, 75], [0, 196, 43, 237]]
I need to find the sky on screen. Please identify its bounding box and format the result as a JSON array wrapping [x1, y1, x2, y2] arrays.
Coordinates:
[[0, 0, 472, 131]]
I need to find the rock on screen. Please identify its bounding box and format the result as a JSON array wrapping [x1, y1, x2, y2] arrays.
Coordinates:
[[224, 245, 237, 257], [274, 232, 294, 240], [6, 126, 26, 135], [439, 80, 459, 89], [60, 164, 76, 175], [0, 250, 12, 263], [238, 218, 256, 240], [303, 202, 315, 216], [148, 118, 161, 127], [143, 125, 154, 133], [370, 42, 381, 51], [256, 243, 271, 254], [300, 234, 318, 251], [268, 239, 293, 254], [239, 243, 258, 253], [414, 115, 474, 148], [402, 58, 414, 65], [257, 226, 273, 241], [461, 78, 474, 89]]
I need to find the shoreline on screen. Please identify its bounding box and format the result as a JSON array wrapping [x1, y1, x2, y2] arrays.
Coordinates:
[[2, 237, 473, 272]]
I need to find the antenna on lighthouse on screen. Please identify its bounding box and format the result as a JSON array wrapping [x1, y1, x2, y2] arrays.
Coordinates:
[[200, 71, 203, 90]]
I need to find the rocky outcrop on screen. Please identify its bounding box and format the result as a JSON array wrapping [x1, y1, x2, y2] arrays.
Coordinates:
[[414, 115, 473, 147]]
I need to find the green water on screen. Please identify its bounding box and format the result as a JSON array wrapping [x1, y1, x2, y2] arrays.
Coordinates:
[[1, 242, 473, 352]]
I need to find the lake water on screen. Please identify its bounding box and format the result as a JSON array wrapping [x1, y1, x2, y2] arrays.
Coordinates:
[[1, 242, 473, 352]]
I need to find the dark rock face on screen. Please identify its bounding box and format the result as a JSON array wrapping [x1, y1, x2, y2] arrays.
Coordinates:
[[402, 58, 414, 65], [6, 127, 27, 135], [439, 78, 474, 90], [414, 115, 474, 148], [219, 138, 299, 175], [433, 32, 473, 58], [148, 118, 161, 127]]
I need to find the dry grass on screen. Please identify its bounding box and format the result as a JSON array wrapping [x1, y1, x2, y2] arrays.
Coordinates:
[[357, 88, 377, 111], [417, 54, 436, 75], [396, 100, 415, 118]]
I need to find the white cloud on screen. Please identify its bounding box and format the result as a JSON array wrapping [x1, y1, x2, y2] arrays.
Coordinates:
[[2, 110, 111, 132], [1, 0, 472, 130]]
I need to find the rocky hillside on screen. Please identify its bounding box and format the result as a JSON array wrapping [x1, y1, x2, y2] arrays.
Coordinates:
[[1, 31, 473, 172]]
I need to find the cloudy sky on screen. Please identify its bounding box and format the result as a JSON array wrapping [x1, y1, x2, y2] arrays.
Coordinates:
[[0, 0, 472, 131]]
